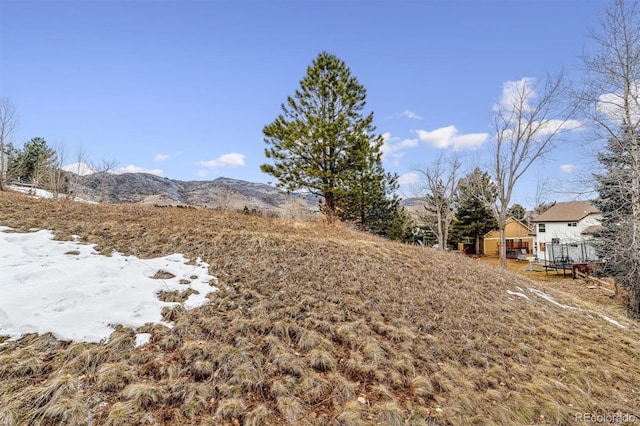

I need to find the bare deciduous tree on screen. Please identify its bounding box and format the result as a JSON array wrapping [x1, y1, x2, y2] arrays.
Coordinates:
[[64, 145, 95, 200], [584, 0, 640, 316], [91, 159, 118, 202], [46, 142, 69, 199], [488, 74, 578, 268], [415, 154, 461, 250], [0, 98, 18, 191]]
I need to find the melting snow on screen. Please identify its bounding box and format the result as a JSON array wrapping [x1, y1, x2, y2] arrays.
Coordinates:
[[9, 185, 96, 203], [528, 288, 576, 310], [598, 314, 627, 329], [0, 226, 217, 342], [507, 290, 530, 300], [508, 286, 630, 330], [135, 333, 152, 347]]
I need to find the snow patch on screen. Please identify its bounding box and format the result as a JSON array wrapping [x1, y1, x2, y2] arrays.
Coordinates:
[[9, 185, 96, 203], [135, 333, 152, 347], [507, 290, 530, 300], [0, 226, 217, 342], [528, 288, 576, 310], [598, 314, 627, 329]]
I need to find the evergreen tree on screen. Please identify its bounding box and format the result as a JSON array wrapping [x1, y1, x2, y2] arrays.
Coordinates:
[[452, 168, 497, 254], [382, 206, 416, 242], [11, 137, 56, 183], [593, 128, 638, 304], [584, 0, 640, 317], [262, 52, 394, 229], [507, 204, 526, 221], [336, 134, 407, 238]]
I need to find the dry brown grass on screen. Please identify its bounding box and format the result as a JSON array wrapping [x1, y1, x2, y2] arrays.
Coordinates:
[[1, 190, 640, 425]]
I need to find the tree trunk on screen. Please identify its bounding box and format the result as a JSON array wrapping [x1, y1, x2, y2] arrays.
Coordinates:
[[475, 235, 481, 255], [0, 145, 4, 191], [324, 192, 335, 224], [628, 288, 640, 320], [499, 224, 507, 268]]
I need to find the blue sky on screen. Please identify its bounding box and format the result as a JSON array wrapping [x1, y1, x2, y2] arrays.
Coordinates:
[[1, 0, 607, 208]]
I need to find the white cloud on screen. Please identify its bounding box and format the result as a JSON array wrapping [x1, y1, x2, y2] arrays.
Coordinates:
[[197, 170, 208, 178], [416, 125, 489, 151], [114, 165, 163, 176], [560, 164, 575, 173], [385, 110, 424, 120], [495, 77, 536, 113], [537, 119, 583, 136], [401, 110, 423, 120], [416, 126, 457, 148], [62, 162, 94, 176], [399, 138, 418, 148], [398, 172, 420, 186], [597, 81, 640, 125], [198, 153, 246, 168], [381, 132, 419, 162], [154, 154, 170, 162], [451, 132, 489, 150], [495, 77, 583, 138]]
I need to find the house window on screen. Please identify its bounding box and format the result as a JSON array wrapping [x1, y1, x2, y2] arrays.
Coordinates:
[[538, 224, 546, 233], [540, 242, 546, 252], [568, 222, 577, 227]]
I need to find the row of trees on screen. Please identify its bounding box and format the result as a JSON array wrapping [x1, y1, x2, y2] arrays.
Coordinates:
[[1, 135, 68, 193], [258, 50, 578, 255], [417, 164, 542, 252], [0, 101, 120, 201], [0, 100, 59, 190]]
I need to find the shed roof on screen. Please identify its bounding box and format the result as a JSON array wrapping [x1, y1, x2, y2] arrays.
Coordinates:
[[532, 201, 599, 223]]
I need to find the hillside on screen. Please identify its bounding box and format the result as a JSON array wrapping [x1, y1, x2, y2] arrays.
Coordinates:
[[1, 190, 639, 425], [76, 173, 318, 217]]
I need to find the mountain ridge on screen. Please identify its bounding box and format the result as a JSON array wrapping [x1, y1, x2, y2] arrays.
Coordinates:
[[75, 173, 319, 217]]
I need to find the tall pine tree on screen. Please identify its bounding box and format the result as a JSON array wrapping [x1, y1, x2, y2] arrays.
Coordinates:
[[262, 52, 399, 232]]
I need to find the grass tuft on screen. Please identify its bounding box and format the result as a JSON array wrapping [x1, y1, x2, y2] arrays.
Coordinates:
[[245, 404, 275, 426], [307, 347, 337, 372], [276, 396, 304, 424], [104, 401, 143, 426], [376, 401, 405, 426], [97, 362, 134, 392], [215, 397, 246, 421], [122, 382, 165, 409]]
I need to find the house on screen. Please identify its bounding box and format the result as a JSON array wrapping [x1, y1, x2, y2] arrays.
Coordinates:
[[531, 201, 601, 262], [483, 217, 534, 257]]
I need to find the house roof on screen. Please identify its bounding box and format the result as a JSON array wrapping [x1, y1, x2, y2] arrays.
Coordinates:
[[582, 225, 603, 235], [532, 201, 600, 223], [483, 216, 532, 238]]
